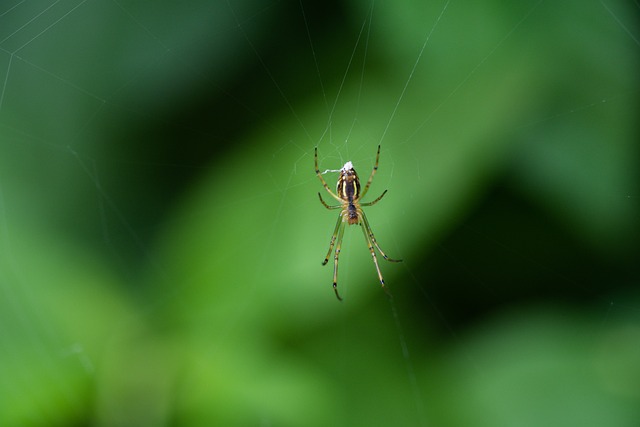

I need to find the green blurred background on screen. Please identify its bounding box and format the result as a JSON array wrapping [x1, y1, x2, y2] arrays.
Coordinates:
[[1, 0, 638, 426]]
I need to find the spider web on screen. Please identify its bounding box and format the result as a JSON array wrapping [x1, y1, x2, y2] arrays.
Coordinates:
[[0, 0, 639, 426]]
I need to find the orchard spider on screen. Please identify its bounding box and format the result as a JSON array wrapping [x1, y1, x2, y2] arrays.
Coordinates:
[[315, 145, 401, 301]]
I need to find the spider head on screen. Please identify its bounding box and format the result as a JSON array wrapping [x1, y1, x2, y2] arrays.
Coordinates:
[[341, 161, 354, 172]]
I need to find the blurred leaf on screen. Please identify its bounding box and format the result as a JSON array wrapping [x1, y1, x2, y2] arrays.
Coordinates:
[[0, 224, 132, 426], [427, 305, 640, 427]]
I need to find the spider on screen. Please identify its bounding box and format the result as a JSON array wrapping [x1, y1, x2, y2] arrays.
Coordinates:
[[315, 145, 401, 301]]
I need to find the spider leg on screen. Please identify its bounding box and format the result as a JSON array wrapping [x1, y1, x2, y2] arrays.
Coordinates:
[[361, 210, 402, 263], [359, 214, 388, 296], [359, 145, 381, 200], [315, 147, 343, 203], [318, 193, 341, 210], [322, 214, 344, 266], [331, 218, 346, 301], [360, 190, 387, 207]]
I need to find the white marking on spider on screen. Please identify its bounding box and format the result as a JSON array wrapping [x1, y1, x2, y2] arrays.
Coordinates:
[[322, 160, 354, 175]]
